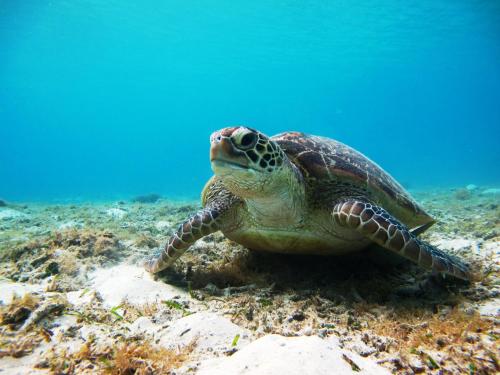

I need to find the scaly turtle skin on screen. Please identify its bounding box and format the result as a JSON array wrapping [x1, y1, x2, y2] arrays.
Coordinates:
[[145, 127, 470, 280]]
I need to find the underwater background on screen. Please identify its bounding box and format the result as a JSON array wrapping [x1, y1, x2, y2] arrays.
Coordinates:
[[1, 0, 499, 202]]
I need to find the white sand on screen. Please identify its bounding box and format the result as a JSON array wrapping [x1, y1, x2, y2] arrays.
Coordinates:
[[197, 334, 390, 375], [88, 264, 187, 307]]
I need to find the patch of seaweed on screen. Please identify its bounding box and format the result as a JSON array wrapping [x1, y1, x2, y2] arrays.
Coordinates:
[[42, 339, 195, 374], [0, 239, 45, 262], [110, 341, 194, 374], [188, 249, 265, 289], [0, 293, 40, 328], [368, 307, 499, 373], [135, 234, 159, 249], [0, 332, 43, 359], [1, 229, 124, 285], [48, 229, 121, 258], [454, 188, 472, 200], [0, 293, 67, 360]]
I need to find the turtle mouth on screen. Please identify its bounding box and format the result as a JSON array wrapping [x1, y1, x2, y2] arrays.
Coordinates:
[[212, 159, 248, 169], [211, 159, 253, 172]]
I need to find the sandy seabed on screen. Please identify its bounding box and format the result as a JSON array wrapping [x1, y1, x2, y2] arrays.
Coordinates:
[[0, 187, 498, 374]]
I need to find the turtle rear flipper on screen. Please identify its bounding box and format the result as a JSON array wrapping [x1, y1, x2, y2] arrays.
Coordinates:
[[332, 200, 471, 280]]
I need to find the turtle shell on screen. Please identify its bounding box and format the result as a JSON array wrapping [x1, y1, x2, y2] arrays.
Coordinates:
[[272, 131, 434, 229]]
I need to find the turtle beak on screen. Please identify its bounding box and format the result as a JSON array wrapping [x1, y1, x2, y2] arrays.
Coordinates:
[[210, 129, 250, 173]]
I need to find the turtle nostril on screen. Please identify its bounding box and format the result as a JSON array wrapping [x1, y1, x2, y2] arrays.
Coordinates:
[[240, 133, 257, 148]]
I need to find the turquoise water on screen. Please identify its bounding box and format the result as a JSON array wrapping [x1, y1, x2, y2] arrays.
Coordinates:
[[1, 1, 499, 201]]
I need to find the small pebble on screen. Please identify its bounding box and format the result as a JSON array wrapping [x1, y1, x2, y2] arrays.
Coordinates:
[[289, 310, 306, 322]]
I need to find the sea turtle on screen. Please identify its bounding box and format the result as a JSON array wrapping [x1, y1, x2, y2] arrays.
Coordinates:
[[145, 127, 470, 280]]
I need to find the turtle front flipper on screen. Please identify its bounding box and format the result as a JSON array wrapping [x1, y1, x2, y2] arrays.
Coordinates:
[[145, 177, 241, 274], [144, 208, 224, 273], [332, 200, 471, 280]]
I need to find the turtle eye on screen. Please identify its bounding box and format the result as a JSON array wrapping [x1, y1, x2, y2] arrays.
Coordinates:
[[238, 132, 257, 149]]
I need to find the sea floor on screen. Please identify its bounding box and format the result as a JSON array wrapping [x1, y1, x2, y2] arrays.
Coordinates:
[[0, 187, 498, 374]]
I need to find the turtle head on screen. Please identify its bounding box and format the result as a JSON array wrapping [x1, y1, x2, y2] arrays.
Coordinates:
[[210, 126, 290, 198]]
